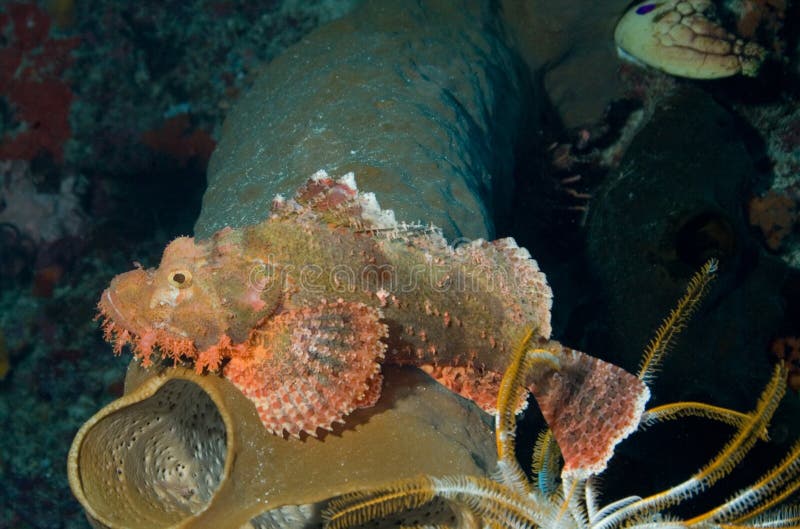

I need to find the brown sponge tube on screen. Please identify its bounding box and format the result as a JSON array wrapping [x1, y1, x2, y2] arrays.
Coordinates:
[[195, 0, 532, 240]]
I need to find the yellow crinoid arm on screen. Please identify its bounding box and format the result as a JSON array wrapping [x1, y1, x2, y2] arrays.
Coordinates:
[[322, 328, 563, 529], [322, 474, 548, 529], [637, 258, 718, 385], [323, 476, 438, 529], [686, 436, 800, 527], [494, 327, 560, 493], [642, 402, 769, 441], [531, 428, 562, 497], [732, 504, 800, 529], [687, 364, 786, 488], [593, 364, 788, 529]]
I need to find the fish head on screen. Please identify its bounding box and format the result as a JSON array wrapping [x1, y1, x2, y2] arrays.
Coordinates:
[[98, 228, 283, 366], [98, 236, 227, 352]]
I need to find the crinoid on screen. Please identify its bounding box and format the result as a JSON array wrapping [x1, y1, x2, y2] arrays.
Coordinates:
[[322, 259, 800, 529]]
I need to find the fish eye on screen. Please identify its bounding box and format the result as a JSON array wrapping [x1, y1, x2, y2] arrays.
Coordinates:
[[168, 269, 192, 288]]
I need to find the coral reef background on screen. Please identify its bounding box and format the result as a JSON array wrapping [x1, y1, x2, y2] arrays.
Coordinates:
[[0, 2, 357, 527], [1, 0, 799, 527]]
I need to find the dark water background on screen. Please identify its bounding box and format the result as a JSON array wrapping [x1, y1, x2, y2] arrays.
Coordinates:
[[1, 1, 798, 527]]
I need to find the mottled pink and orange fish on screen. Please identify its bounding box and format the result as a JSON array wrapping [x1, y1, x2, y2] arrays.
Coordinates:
[[99, 171, 647, 477]]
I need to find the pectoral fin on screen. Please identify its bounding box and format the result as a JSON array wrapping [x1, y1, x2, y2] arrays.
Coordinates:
[[223, 300, 387, 437]]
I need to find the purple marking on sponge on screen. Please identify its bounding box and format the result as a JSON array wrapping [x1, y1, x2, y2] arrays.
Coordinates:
[[636, 4, 657, 15]]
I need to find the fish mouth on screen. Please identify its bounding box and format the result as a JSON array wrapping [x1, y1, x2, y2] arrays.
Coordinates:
[[97, 269, 154, 337], [98, 287, 145, 337]]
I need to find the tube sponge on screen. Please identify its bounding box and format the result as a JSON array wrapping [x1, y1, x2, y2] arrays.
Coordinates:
[[68, 364, 495, 529], [195, 0, 532, 240]]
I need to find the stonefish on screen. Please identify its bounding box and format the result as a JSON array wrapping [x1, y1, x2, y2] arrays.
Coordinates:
[[99, 171, 645, 462]]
